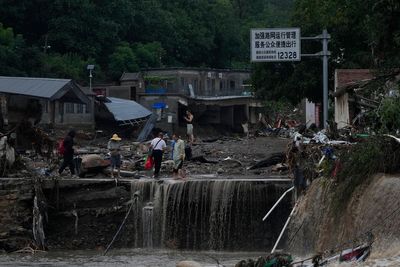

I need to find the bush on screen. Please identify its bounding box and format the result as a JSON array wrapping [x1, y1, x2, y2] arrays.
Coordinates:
[[377, 97, 400, 132], [332, 136, 400, 212]]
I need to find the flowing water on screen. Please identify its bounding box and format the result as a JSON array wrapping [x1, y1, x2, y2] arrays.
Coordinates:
[[128, 179, 292, 250], [0, 249, 266, 266], [1, 250, 399, 266]]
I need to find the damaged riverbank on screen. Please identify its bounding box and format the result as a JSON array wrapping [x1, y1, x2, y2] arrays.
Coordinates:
[[0, 134, 294, 253], [287, 173, 400, 256], [0, 175, 293, 252], [282, 135, 400, 264], [3, 132, 400, 267]]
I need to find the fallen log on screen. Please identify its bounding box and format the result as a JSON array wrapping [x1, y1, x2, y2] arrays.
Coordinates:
[[247, 152, 286, 170]]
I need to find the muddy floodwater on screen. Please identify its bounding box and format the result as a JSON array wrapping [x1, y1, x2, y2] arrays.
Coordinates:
[[0, 249, 265, 267], [1, 249, 400, 267]]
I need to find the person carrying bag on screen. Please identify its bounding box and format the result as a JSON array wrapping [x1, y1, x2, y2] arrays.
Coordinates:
[[149, 132, 166, 178]]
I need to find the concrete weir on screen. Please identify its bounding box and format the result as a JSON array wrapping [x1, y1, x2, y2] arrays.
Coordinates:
[[0, 177, 293, 251]]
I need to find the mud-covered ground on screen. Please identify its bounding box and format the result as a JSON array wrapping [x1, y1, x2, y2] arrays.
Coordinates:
[[184, 136, 289, 177], [132, 135, 288, 178], [59, 132, 291, 179]]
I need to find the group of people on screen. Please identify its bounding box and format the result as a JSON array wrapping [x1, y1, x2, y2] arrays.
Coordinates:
[[58, 110, 195, 180], [149, 132, 187, 179], [57, 129, 123, 179]]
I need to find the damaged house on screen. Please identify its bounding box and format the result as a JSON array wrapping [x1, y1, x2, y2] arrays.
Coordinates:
[[94, 96, 152, 132], [0, 76, 93, 129], [116, 68, 262, 133], [334, 69, 375, 129], [334, 69, 400, 129]]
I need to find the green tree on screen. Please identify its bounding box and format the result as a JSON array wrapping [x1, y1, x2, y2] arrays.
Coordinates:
[[252, 0, 400, 105], [108, 42, 139, 80], [41, 53, 92, 81], [132, 42, 165, 69], [0, 23, 26, 76], [0, 0, 297, 79]]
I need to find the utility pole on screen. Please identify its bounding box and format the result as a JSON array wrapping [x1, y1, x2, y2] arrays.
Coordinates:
[[87, 65, 95, 92], [321, 30, 329, 129], [301, 29, 331, 129], [251, 28, 331, 128]]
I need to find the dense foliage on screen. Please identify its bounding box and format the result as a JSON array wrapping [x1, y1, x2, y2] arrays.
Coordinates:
[[253, 0, 400, 104], [1, 0, 398, 102], [0, 0, 293, 83]]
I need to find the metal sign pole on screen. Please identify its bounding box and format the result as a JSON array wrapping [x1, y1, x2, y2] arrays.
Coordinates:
[[322, 29, 329, 129], [250, 28, 330, 128], [301, 29, 331, 129]]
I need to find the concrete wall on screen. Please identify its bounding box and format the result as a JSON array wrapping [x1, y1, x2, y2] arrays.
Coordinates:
[[107, 86, 131, 99], [53, 101, 94, 126], [138, 94, 186, 133], [122, 69, 251, 98], [335, 93, 350, 129]]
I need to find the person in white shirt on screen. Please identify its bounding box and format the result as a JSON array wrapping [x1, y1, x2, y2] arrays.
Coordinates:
[[150, 132, 167, 178]]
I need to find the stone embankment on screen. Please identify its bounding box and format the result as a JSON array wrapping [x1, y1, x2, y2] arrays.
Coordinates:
[[0, 178, 33, 252]]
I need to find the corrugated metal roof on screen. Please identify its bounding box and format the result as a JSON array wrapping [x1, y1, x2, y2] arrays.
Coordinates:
[[120, 72, 140, 81], [104, 97, 152, 122], [0, 76, 72, 99]]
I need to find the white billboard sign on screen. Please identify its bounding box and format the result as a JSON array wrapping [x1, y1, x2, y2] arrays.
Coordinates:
[[251, 28, 301, 62]]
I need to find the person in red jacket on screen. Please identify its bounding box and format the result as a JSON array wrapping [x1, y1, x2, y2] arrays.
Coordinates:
[[58, 130, 76, 176]]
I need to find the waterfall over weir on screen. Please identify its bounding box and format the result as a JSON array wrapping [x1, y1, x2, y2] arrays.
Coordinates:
[[130, 179, 292, 251]]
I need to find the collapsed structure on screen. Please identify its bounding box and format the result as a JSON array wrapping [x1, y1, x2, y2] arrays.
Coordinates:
[[93, 68, 263, 132]]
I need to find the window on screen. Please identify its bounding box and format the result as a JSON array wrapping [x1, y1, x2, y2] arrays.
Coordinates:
[[85, 103, 90, 114], [230, 80, 236, 89], [66, 103, 75, 113], [180, 77, 185, 87], [76, 104, 84, 113], [212, 79, 216, 90]]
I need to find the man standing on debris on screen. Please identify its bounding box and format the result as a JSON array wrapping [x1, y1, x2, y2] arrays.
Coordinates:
[[108, 134, 122, 179], [58, 129, 76, 176], [150, 132, 166, 178], [184, 110, 194, 144], [172, 134, 186, 179]]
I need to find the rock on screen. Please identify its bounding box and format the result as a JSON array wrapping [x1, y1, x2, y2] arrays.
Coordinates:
[[176, 260, 203, 267]]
